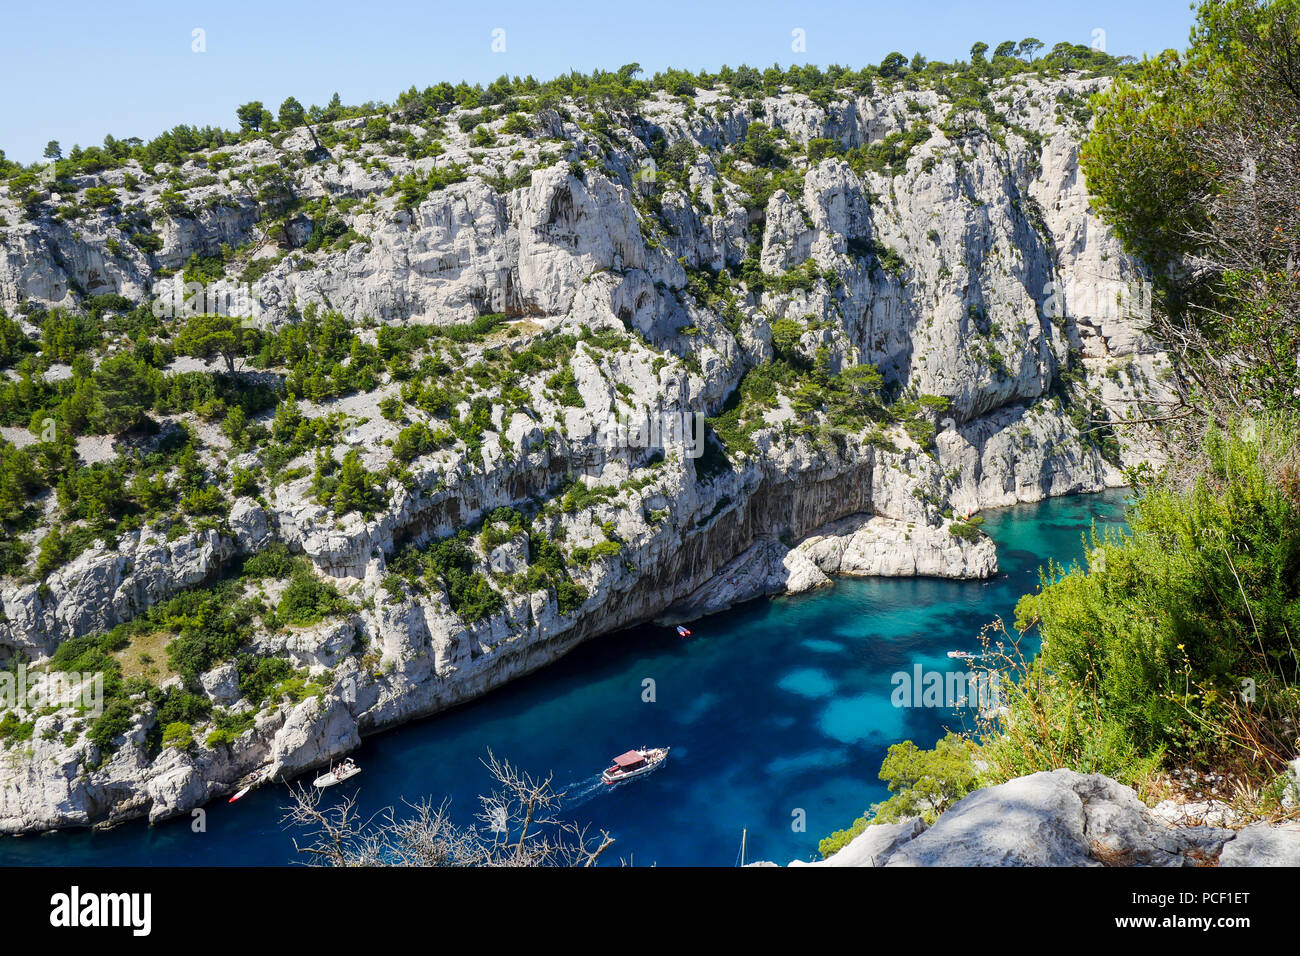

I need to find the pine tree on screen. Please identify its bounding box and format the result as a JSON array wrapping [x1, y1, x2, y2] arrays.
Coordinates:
[[333, 450, 376, 516]]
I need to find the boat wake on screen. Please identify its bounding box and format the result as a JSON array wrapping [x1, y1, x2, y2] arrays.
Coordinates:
[[558, 776, 607, 809]]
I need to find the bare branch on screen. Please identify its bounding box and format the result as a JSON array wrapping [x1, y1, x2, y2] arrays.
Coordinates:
[[281, 751, 616, 867]]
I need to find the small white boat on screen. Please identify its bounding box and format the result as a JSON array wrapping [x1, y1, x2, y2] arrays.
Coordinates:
[[947, 650, 977, 660], [601, 746, 669, 785], [313, 758, 361, 788]]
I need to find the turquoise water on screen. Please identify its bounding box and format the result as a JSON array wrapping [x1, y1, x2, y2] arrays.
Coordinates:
[[0, 489, 1130, 866]]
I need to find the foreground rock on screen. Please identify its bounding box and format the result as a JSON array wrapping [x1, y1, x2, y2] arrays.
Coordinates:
[[786, 770, 1300, 867]]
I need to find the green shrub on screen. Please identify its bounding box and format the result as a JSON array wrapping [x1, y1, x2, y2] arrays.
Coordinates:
[[982, 417, 1300, 790], [241, 543, 298, 579], [424, 536, 502, 623], [554, 579, 587, 614], [276, 570, 350, 628], [181, 484, 227, 516], [560, 481, 617, 514], [480, 507, 524, 549], [325, 449, 384, 517], [393, 421, 443, 462], [236, 654, 292, 705], [161, 721, 194, 750], [818, 816, 870, 860], [155, 688, 211, 727], [570, 539, 622, 566], [87, 699, 135, 753], [0, 711, 36, 745], [205, 709, 256, 748], [163, 584, 255, 684], [545, 368, 584, 407]]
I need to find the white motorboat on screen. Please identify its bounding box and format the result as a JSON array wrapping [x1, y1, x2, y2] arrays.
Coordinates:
[[601, 746, 669, 785], [313, 758, 361, 788]]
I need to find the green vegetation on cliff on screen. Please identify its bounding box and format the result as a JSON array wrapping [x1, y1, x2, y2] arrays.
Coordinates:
[[1082, 0, 1300, 419]]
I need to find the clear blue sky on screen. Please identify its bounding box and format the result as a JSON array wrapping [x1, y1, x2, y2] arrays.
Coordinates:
[[1, 0, 1198, 163]]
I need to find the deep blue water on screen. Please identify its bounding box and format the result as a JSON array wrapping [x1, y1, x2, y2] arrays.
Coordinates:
[[0, 489, 1130, 867]]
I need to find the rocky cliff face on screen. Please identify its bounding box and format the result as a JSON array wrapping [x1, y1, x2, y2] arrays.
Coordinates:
[[0, 71, 1173, 833]]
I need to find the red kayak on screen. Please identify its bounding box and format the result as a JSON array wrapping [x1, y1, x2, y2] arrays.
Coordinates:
[[676, 625, 691, 637], [228, 766, 272, 803]]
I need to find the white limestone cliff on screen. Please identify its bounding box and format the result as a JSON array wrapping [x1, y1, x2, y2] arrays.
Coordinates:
[[0, 72, 1174, 833]]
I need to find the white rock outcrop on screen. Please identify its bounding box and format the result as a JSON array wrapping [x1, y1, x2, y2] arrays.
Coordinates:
[[796, 513, 997, 579], [787, 770, 1300, 867]]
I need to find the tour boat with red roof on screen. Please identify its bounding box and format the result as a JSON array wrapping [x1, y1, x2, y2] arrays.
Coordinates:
[[601, 746, 670, 785]]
